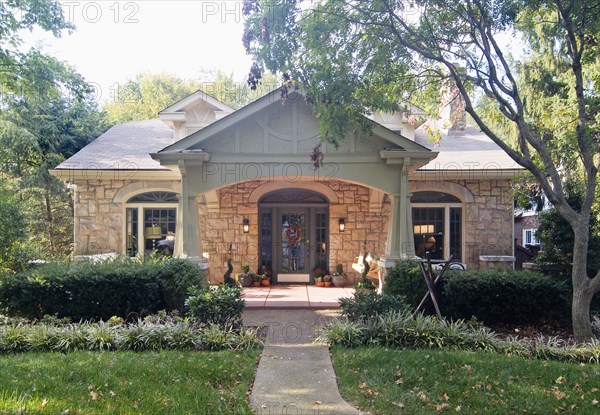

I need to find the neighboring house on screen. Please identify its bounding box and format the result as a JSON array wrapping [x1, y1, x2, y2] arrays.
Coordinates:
[[51, 89, 521, 283]]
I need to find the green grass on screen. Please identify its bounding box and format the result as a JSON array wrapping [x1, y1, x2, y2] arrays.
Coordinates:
[[331, 346, 600, 414], [0, 350, 260, 414]]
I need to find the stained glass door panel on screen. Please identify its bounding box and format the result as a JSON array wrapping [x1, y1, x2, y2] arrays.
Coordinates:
[[280, 212, 307, 272]]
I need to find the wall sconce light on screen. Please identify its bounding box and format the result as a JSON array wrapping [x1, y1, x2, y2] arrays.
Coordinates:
[[338, 218, 346, 232], [243, 218, 249, 233]]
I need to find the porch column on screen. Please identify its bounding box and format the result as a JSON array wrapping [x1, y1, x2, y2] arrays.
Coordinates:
[[177, 161, 202, 263], [384, 170, 415, 265]]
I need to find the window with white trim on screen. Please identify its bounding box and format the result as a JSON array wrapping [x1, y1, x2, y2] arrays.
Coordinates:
[[523, 228, 540, 246], [411, 191, 463, 261], [125, 192, 178, 257]]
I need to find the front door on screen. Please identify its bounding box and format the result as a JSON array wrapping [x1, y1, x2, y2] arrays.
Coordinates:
[[278, 210, 309, 282], [258, 190, 329, 284]]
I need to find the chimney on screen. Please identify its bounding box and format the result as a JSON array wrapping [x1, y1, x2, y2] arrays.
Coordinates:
[[438, 76, 466, 134]]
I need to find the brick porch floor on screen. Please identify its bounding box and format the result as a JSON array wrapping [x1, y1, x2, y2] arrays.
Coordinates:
[[243, 284, 355, 309]]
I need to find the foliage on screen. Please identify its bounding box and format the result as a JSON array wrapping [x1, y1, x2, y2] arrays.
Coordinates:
[[537, 191, 600, 279], [440, 269, 570, 324], [0, 189, 30, 274], [323, 311, 600, 364], [0, 52, 108, 259], [384, 263, 570, 324], [339, 291, 408, 322], [0, 350, 259, 414], [382, 260, 425, 307], [185, 285, 245, 329], [0, 258, 204, 320], [242, 0, 600, 341], [331, 347, 600, 415], [0, 318, 261, 354], [103, 71, 281, 124]]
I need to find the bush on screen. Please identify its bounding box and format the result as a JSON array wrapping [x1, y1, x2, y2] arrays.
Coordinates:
[[383, 261, 570, 324], [0, 318, 262, 354], [440, 269, 570, 324], [323, 312, 600, 364], [339, 291, 409, 322], [382, 260, 425, 308], [185, 285, 245, 329], [0, 257, 204, 320]]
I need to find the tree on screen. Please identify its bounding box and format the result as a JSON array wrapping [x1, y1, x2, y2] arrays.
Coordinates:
[[243, 0, 600, 341], [0, 54, 108, 258], [103, 71, 280, 123]]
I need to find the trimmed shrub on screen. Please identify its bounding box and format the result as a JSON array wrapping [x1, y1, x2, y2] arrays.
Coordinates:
[[382, 260, 425, 308], [185, 285, 245, 329], [0, 258, 204, 320], [440, 269, 570, 324], [382, 261, 570, 324], [339, 291, 409, 322]]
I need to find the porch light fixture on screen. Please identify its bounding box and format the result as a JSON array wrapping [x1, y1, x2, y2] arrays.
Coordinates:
[[413, 224, 435, 234], [338, 218, 346, 232], [243, 218, 250, 233]]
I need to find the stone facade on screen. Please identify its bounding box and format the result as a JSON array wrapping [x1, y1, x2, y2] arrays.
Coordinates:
[[71, 177, 514, 275], [197, 179, 390, 283], [72, 179, 135, 255]]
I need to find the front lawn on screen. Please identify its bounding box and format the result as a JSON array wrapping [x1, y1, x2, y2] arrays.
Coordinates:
[[331, 346, 600, 414], [0, 350, 260, 414]]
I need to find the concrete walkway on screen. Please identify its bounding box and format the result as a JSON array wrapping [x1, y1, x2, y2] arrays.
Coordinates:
[[243, 284, 355, 309], [244, 309, 370, 415]]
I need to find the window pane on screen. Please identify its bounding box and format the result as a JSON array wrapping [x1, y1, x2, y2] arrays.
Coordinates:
[[144, 208, 176, 253], [315, 212, 328, 270], [450, 207, 462, 260], [126, 208, 138, 257], [412, 207, 444, 260], [411, 192, 461, 203], [259, 211, 272, 270]]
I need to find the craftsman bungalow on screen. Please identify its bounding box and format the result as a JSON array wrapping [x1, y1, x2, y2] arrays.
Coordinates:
[[51, 89, 520, 283]]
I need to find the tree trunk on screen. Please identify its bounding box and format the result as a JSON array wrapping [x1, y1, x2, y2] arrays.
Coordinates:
[[44, 185, 55, 256], [572, 282, 594, 343], [570, 221, 599, 343]]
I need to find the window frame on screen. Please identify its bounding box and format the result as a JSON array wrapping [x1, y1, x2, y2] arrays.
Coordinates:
[[123, 192, 179, 257], [523, 228, 540, 246], [412, 199, 464, 262]]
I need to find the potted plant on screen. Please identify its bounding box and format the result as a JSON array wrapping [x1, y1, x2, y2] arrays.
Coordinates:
[[260, 273, 271, 286], [332, 263, 348, 287], [356, 253, 377, 293], [237, 263, 253, 287], [315, 276, 325, 287], [252, 273, 261, 287], [323, 274, 332, 287]]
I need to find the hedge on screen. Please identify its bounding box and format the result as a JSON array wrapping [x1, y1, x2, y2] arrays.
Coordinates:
[[383, 261, 570, 324], [0, 258, 204, 320]]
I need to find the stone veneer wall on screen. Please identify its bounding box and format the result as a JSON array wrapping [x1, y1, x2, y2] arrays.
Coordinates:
[[197, 179, 390, 283], [72, 179, 136, 255], [460, 179, 514, 269]]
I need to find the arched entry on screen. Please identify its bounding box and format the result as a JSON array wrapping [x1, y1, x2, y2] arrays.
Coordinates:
[[258, 189, 329, 283]]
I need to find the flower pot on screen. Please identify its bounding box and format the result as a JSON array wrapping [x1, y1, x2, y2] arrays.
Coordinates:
[[316, 281, 325, 287], [253, 281, 261, 287], [324, 281, 332, 287], [261, 279, 271, 286], [238, 274, 253, 287], [332, 276, 346, 288]]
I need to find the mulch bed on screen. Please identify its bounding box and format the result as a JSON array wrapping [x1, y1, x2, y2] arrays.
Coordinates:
[[487, 320, 575, 343]]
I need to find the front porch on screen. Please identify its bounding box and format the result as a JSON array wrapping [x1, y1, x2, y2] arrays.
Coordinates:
[[243, 284, 355, 309]]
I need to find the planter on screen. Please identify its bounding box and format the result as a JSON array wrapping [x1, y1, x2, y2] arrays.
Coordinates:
[[316, 281, 325, 287], [261, 279, 271, 286], [331, 276, 346, 288], [238, 274, 253, 287], [324, 281, 332, 287], [253, 281, 261, 287]]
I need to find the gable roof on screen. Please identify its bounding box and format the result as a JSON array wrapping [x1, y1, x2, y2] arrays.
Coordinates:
[[157, 89, 432, 155], [159, 90, 234, 114]]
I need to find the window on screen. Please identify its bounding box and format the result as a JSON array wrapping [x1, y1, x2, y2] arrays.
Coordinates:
[[411, 191, 463, 261], [125, 192, 178, 257], [523, 228, 540, 246]]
